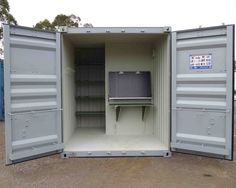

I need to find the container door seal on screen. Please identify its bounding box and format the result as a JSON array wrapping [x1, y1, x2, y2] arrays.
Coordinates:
[[3, 25, 63, 164], [171, 25, 234, 160]]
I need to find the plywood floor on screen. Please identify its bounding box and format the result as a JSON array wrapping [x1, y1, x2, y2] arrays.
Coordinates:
[[64, 128, 168, 152]]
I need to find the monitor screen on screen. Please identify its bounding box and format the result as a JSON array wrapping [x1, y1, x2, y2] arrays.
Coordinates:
[[109, 71, 151, 99]]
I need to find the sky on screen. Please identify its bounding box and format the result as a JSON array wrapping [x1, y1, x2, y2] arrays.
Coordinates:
[[7, 0, 236, 30]]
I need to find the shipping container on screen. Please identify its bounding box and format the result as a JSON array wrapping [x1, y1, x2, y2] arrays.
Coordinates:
[[3, 24, 234, 164]]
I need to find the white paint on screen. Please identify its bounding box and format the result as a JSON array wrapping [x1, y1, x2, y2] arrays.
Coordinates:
[[10, 74, 57, 79], [10, 37, 56, 46], [62, 33, 170, 152], [64, 128, 168, 152], [11, 101, 57, 109], [105, 42, 154, 135], [154, 37, 170, 148], [177, 73, 227, 79], [11, 88, 57, 94], [176, 133, 226, 143], [176, 87, 226, 92], [62, 36, 77, 144], [12, 135, 58, 150], [177, 100, 226, 107]]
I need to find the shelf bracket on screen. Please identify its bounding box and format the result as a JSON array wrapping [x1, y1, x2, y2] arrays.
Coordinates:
[[114, 105, 151, 122], [115, 106, 120, 122], [142, 106, 146, 121]]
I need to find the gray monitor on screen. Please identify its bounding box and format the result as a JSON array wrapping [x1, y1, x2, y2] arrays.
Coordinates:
[[109, 71, 151, 100]]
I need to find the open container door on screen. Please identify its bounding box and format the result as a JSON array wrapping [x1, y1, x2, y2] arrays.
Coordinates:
[[3, 25, 63, 164], [171, 25, 234, 160]]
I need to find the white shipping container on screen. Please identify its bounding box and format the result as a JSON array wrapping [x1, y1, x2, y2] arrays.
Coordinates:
[[3, 25, 234, 164]]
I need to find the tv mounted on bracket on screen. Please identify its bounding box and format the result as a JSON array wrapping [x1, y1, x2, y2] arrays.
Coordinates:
[[108, 71, 152, 104]]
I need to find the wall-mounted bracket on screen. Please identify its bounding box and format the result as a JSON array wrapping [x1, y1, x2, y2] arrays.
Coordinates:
[[113, 104, 152, 122], [115, 106, 120, 122], [142, 106, 146, 121]]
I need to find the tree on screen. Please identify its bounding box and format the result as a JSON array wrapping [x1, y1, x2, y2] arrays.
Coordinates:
[[83, 23, 93, 28], [34, 14, 92, 31], [52, 14, 81, 28], [34, 19, 54, 30], [0, 0, 17, 59], [0, 0, 17, 38], [34, 14, 82, 31]]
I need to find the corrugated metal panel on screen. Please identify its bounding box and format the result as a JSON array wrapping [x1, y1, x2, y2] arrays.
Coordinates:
[[3, 25, 63, 164], [61, 36, 76, 144], [154, 36, 170, 147], [171, 25, 234, 159], [0, 60, 4, 120]]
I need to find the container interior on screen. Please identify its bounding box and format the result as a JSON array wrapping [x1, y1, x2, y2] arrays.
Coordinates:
[[62, 33, 170, 155]]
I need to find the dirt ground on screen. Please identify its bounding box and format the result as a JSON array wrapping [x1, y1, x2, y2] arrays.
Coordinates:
[[0, 121, 236, 188]]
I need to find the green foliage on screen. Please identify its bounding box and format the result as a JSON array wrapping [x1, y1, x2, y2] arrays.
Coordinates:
[[0, 0, 17, 24], [34, 14, 82, 31], [0, 0, 17, 39], [0, 0, 9, 14], [83, 23, 93, 28], [52, 14, 81, 28], [6, 13, 17, 24], [34, 19, 53, 30]]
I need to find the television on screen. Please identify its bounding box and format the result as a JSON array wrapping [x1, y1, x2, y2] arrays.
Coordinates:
[[109, 71, 152, 102]]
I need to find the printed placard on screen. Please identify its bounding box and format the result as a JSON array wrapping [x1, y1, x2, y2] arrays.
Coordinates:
[[189, 54, 212, 70]]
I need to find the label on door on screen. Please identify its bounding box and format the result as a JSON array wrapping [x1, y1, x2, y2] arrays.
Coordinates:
[[189, 54, 212, 69]]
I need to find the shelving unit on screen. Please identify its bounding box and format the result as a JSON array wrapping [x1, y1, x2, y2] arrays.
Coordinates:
[[76, 80, 105, 84], [75, 48, 105, 129], [76, 111, 105, 116], [75, 95, 105, 100]]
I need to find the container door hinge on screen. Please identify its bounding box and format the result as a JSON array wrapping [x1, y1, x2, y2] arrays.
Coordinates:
[[58, 26, 68, 33], [163, 26, 171, 33]]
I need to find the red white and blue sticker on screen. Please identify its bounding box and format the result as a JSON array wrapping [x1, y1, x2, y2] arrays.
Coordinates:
[[189, 54, 212, 69]]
